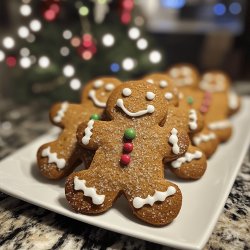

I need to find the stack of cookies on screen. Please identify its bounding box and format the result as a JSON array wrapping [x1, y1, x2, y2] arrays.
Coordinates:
[[37, 64, 241, 226]]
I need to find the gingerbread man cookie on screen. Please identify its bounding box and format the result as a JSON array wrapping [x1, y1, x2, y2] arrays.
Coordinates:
[[143, 73, 207, 179], [37, 77, 121, 179], [167, 63, 200, 89], [166, 65, 220, 158], [65, 80, 190, 225], [198, 71, 240, 142]]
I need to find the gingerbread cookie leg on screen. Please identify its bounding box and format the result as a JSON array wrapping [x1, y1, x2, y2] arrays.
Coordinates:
[[37, 140, 82, 179], [65, 170, 120, 214], [168, 145, 207, 180], [124, 179, 182, 225], [192, 127, 219, 158]]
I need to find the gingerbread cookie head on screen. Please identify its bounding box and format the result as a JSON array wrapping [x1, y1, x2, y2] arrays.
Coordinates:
[[106, 80, 169, 125], [81, 77, 122, 108], [143, 73, 179, 107], [199, 71, 230, 93], [167, 64, 200, 88]]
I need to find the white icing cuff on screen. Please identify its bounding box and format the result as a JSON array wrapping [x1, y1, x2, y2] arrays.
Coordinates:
[[228, 91, 238, 110], [193, 133, 216, 145], [82, 119, 95, 145], [41, 146, 66, 169], [132, 186, 176, 209], [171, 151, 202, 168], [53, 102, 68, 123], [74, 177, 105, 205], [189, 109, 198, 131], [169, 128, 180, 154], [208, 120, 231, 130]]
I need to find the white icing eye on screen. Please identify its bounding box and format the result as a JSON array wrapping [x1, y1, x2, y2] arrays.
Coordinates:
[[165, 92, 173, 100], [203, 73, 213, 81], [159, 80, 168, 88], [105, 83, 115, 91], [146, 79, 154, 84], [182, 66, 192, 75], [93, 79, 104, 88], [170, 68, 180, 78], [146, 91, 155, 100], [122, 88, 132, 97]]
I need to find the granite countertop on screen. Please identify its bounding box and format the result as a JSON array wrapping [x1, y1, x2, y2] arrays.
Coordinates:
[[0, 99, 249, 250]]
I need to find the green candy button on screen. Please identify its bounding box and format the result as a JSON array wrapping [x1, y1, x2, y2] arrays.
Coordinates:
[[90, 114, 100, 120], [187, 96, 194, 105], [124, 128, 136, 140]]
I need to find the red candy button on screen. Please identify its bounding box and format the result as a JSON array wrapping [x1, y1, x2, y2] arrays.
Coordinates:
[[123, 142, 133, 153], [120, 154, 131, 165]]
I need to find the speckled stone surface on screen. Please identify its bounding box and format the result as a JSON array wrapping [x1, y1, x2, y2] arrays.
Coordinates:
[[0, 99, 249, 250]]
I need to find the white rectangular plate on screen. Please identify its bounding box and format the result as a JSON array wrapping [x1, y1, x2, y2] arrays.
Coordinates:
[[1, 98, 250, 250]]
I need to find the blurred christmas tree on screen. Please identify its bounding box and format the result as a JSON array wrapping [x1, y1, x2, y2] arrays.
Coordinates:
[[0, 0, 165, 103]]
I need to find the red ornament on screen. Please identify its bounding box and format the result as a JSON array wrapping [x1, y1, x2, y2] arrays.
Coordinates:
[[120, 154, 131, 165], [6, 56, 17, 67], [123, 142, 133, 153], [44, 9, 56, 21]]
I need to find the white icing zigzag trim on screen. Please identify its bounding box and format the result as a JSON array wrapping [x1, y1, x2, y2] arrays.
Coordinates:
[[208, 120, 231, 130], [53, 102, 69, 123], [171, 150, 202, 168], [74, 176, 105, 205], [132, 186, 176, 209], [228, 91, 238, 110], [169, 128, 180, 154], [189, 109, 198, 130], [82, 120, 95, 145], [193, 133, 216, 145], [41, 146, 66, 169], [116, 98, 155, 117], [89, 90, 106, 108]]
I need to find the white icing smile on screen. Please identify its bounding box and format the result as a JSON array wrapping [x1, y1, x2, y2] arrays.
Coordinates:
[[116, 98, 155, 117], [89, 90, 106, 108]]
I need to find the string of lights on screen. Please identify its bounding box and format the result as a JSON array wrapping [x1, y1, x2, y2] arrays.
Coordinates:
[[0, 0, 164, 99]]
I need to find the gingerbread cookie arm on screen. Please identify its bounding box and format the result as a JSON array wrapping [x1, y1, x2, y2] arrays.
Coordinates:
[[37, 104, 90, 179], [167, 145, 207, 179], [187, 108, 204, 134], [50, 102, 69, 127], [159, 126, 189, 162], [124, 179, 182, 225], [228, 91, 241, 116], [77, 120, 113, 150]]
